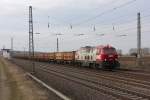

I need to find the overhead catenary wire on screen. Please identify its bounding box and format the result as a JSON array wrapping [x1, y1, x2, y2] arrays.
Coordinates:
[[46, 12, 150, 32], [45, 8, 150, 31], [95, 24, 150, 36], [86, 0, 122, 12], [34, 19, 150, 40], [31, 15, 150, 37], [86, 14, 150, 32], [72, 0, 137, 26], [25, 0, 149, 33], [42, 4, 148, 33], [86, 22, 150, 38], [68, 8, 150, 33], [30, 28, 150, 52], [19, 1, 150, 52]]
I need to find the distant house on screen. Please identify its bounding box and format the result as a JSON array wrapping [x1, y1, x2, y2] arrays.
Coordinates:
[[129, 48, 150, 56], [1, 49, 11, 59]]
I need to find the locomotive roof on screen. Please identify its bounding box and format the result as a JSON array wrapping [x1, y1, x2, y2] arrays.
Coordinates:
[[96, 45, 114, 49], [79, 45, 115, 50], [81, 46, 93, 48]]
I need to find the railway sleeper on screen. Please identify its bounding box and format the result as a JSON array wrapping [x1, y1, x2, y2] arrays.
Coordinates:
[[36, 63, 150, 99], [39, 63, 150, 99], [37, 67, 150, 100]]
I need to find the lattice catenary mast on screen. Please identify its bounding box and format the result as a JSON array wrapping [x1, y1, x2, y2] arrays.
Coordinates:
[[29, 6, 35, 73], [29, 6, 34, 59]]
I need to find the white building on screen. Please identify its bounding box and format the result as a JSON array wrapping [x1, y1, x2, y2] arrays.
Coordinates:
[[129, 48, 150, 56], [1, 49, 11, 59]]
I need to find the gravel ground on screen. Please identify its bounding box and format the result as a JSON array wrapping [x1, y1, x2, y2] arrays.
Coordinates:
[[0, 58, 62, 100]]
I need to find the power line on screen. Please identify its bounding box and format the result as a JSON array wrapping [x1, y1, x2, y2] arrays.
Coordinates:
[[34, 9, 150, 33], [39, 21, 150, 41], [46, 8, 150, 30], [29, 15, 148, 38], [97, 13, 150, 27], [63, 0, 121, 22], [86, 14, 150, 32], [92, 23, 150, 37], [72, 0, 137, 26]]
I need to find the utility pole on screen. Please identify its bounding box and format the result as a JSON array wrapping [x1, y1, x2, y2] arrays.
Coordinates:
[[29, 6, 35, 73], [11, 37, 13, 51], [10, 37, 13, 56], [23, 47, 25, 57], [57, 38, 59, 52], [137, 12, 142, 66]]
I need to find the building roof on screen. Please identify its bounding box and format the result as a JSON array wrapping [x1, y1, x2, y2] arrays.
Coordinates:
[[1, 49, 11, 52]]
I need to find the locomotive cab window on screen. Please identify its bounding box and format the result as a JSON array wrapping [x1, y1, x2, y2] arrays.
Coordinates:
[[96, 49, 100, 55], [103, 48, 116, 54]]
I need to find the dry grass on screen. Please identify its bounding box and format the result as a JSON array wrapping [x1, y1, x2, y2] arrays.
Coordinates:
[[0, 58, 49, 100], [119, 56, 150, 70]]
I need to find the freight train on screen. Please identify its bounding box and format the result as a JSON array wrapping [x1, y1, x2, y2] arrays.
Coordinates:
[[12, 45, 120, 69]]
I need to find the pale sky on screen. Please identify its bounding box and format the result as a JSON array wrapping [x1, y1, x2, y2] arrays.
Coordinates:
[[0, 0, 149, 54]]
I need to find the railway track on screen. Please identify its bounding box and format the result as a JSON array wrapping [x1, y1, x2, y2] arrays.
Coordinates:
[[11, 59, 150, 100], [114, 70, 150, 82], [37, 66, 145, 100], [35, 62, 150, 100], [38, 62, 150, 88]]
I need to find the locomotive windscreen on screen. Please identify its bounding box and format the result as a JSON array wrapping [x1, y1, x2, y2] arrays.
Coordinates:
[[103, 48, 116, 54]]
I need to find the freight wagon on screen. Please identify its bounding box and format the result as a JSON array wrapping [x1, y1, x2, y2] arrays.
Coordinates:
[[55, 52, 64, 63], [49, 53, 55, 62]]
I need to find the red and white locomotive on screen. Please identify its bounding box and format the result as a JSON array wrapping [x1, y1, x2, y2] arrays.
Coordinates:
[[75, 45, 120, 69]]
